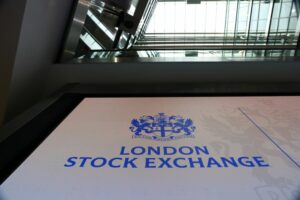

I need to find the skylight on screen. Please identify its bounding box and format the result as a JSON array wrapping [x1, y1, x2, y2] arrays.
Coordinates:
[[61, 0, 300, 62], [146, 1, 228, 34]]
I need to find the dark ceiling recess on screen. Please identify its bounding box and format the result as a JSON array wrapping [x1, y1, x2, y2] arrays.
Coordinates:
[[187, 0, 201, 4]]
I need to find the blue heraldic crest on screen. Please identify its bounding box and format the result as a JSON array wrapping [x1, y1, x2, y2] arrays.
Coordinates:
[[130, 113, 196, 141]]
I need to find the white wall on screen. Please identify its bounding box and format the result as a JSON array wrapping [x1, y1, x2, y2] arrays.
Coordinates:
[[45, 61, 300, 96]]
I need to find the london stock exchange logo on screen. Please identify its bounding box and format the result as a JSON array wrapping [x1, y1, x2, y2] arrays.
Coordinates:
[[129, 113, 196, 141]]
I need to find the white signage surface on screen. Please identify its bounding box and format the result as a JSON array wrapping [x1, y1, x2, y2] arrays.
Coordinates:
[[1, 97, 300, 200]]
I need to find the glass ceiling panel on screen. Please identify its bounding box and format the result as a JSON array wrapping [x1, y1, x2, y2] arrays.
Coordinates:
[[61, 0, 300, 62], [146, 2, 228, 34]]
